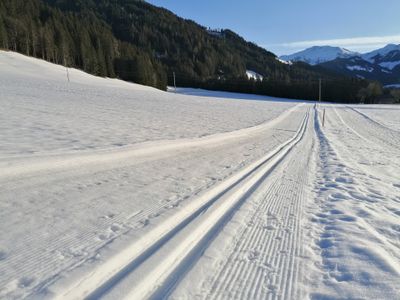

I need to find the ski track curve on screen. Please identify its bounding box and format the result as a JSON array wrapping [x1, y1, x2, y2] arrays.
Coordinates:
[[49, 108, 311, 299], [342, 106, 400, 150], [0, 104, 306, 299], [349, 106, 400, 134], [332, 106, 400, 180], [0, 104, 302, 181], [172, 106, 315, 300]]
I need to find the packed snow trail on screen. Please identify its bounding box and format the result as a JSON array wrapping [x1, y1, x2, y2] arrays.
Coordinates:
[[1, 51, 304, 299], [52, 109, 310, 300], [1, 51, 400, 299], [172, 107, 315, 300], [0, 105, 306, 299], [348, 105, 400, 132], [304, 105, 400, 299], [171, 105, 400, 300]]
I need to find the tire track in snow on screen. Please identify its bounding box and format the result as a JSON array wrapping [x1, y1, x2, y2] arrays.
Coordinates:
[[50, 108, 310, 299]]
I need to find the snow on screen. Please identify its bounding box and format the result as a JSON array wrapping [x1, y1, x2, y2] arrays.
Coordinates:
[[350, 105, 400, 131], [279, 46, 358, 65], [385, 84, 400, 89], [168, 86, 301, 103], [1, 51, 400, 299], [0, 52, 293, 156], [246, 70, 264, 81], [362, 44, 400, 63], [276, 57, 293, 65], [281, 44, 400, 77], [346, 65, 374, 72], [379, 60, 400, 70]]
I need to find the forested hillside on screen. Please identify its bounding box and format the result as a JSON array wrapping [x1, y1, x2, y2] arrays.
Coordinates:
[[0, 0, 368, 102]]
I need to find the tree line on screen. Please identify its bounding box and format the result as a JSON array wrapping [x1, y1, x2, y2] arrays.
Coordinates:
[[0, 0, 167, 89], [0, 0, 371, 102]]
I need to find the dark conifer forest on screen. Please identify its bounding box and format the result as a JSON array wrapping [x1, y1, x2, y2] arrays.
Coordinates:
[[0, 0, 369, 102]]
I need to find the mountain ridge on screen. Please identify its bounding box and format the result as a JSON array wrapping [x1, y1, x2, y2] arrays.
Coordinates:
[[280, 44, 400, 85], [280, 46, 358, 65], [0, 0, 367, 101]]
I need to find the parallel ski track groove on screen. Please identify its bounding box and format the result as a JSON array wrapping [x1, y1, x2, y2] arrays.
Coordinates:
[[343, 106, 400, 150], [205, 112, 312, 300], [5, 109, 304, 298], [348, 106, 400, 134], [332, 107, 400, 172], [55, 108, 309, 300]]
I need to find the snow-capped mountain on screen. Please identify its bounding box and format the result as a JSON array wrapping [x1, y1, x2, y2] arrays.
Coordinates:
[[279, 46, 358, 65], [361, 44, 400, 64], [361, 44, 400, 73], [319, 56, 396, 83], [280, 44, 400, 85]]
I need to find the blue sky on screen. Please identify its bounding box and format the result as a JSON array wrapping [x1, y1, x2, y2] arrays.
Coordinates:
[[147, 0, 400, 56]]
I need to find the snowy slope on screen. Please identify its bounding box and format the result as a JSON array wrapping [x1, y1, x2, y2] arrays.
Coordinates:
[[362, 44, 400, 63], [0, 51, 293, 156], [281, 44, 400, 85], [279, 46, 358, 65], [362, 44, 400, 72], [1, 51, 400, 299], [246, 70, 264, 81], [0, 51, 298, 299]]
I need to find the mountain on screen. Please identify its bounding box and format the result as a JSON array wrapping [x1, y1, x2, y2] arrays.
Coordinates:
[[280, 46, 358, 65], [281, 44, 400, 85], [320, 45, 400, 85], [318, 56, 396, 83], [0, 0, 367, 102], [362, 44, 400, 66]]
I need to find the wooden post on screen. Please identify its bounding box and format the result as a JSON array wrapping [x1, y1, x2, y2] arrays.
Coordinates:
[[322, 108, 326, 127], [64, 55, 70, 83], [173, 72, 176, 92], [66, 67, 70, 83], [319, 78, 322, 102]]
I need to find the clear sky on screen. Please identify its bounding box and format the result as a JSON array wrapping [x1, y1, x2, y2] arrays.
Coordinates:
[[147, 0, 400, 56]]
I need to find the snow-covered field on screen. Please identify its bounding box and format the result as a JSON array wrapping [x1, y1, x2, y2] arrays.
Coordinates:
[[1, 51, 399, 299]]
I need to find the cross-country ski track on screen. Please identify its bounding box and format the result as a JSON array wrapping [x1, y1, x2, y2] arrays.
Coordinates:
[[1, 51, 399, 299], [53, 106, 310, 300]]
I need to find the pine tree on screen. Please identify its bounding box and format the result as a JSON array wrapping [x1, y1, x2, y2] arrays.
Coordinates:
[[0, 15, 8, 49]]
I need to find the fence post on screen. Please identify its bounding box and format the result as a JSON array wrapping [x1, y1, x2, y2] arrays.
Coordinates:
[[66, 67, 70, 83], [173, 72, 176, 92]]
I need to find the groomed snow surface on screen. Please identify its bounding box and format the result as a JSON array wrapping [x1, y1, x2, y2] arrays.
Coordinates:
[[1, 51, 400, 299]]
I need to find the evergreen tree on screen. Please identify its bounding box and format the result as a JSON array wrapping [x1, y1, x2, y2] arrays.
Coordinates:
[[0, 15, 8, 49], [0, 0, 369, 100]]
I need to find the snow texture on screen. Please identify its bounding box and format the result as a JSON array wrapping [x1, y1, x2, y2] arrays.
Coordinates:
[[346, 65, 374, 72], [281, 44, 400, 71], [279, 46, 358, 65], [362, 44, 400, 63], [246, 70, 264, 81], [379, 60, 400, 70], [1, 51, 399, 299]]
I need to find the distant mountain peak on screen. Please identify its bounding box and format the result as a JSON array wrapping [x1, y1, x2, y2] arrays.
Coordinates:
[[361, 44, 400, 63], [279, 46, 359, 65], [279, 44, 400, 85], [313, 44, 400, 85]]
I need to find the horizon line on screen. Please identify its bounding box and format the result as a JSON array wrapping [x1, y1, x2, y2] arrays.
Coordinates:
[[264, 34, 400, 56]]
